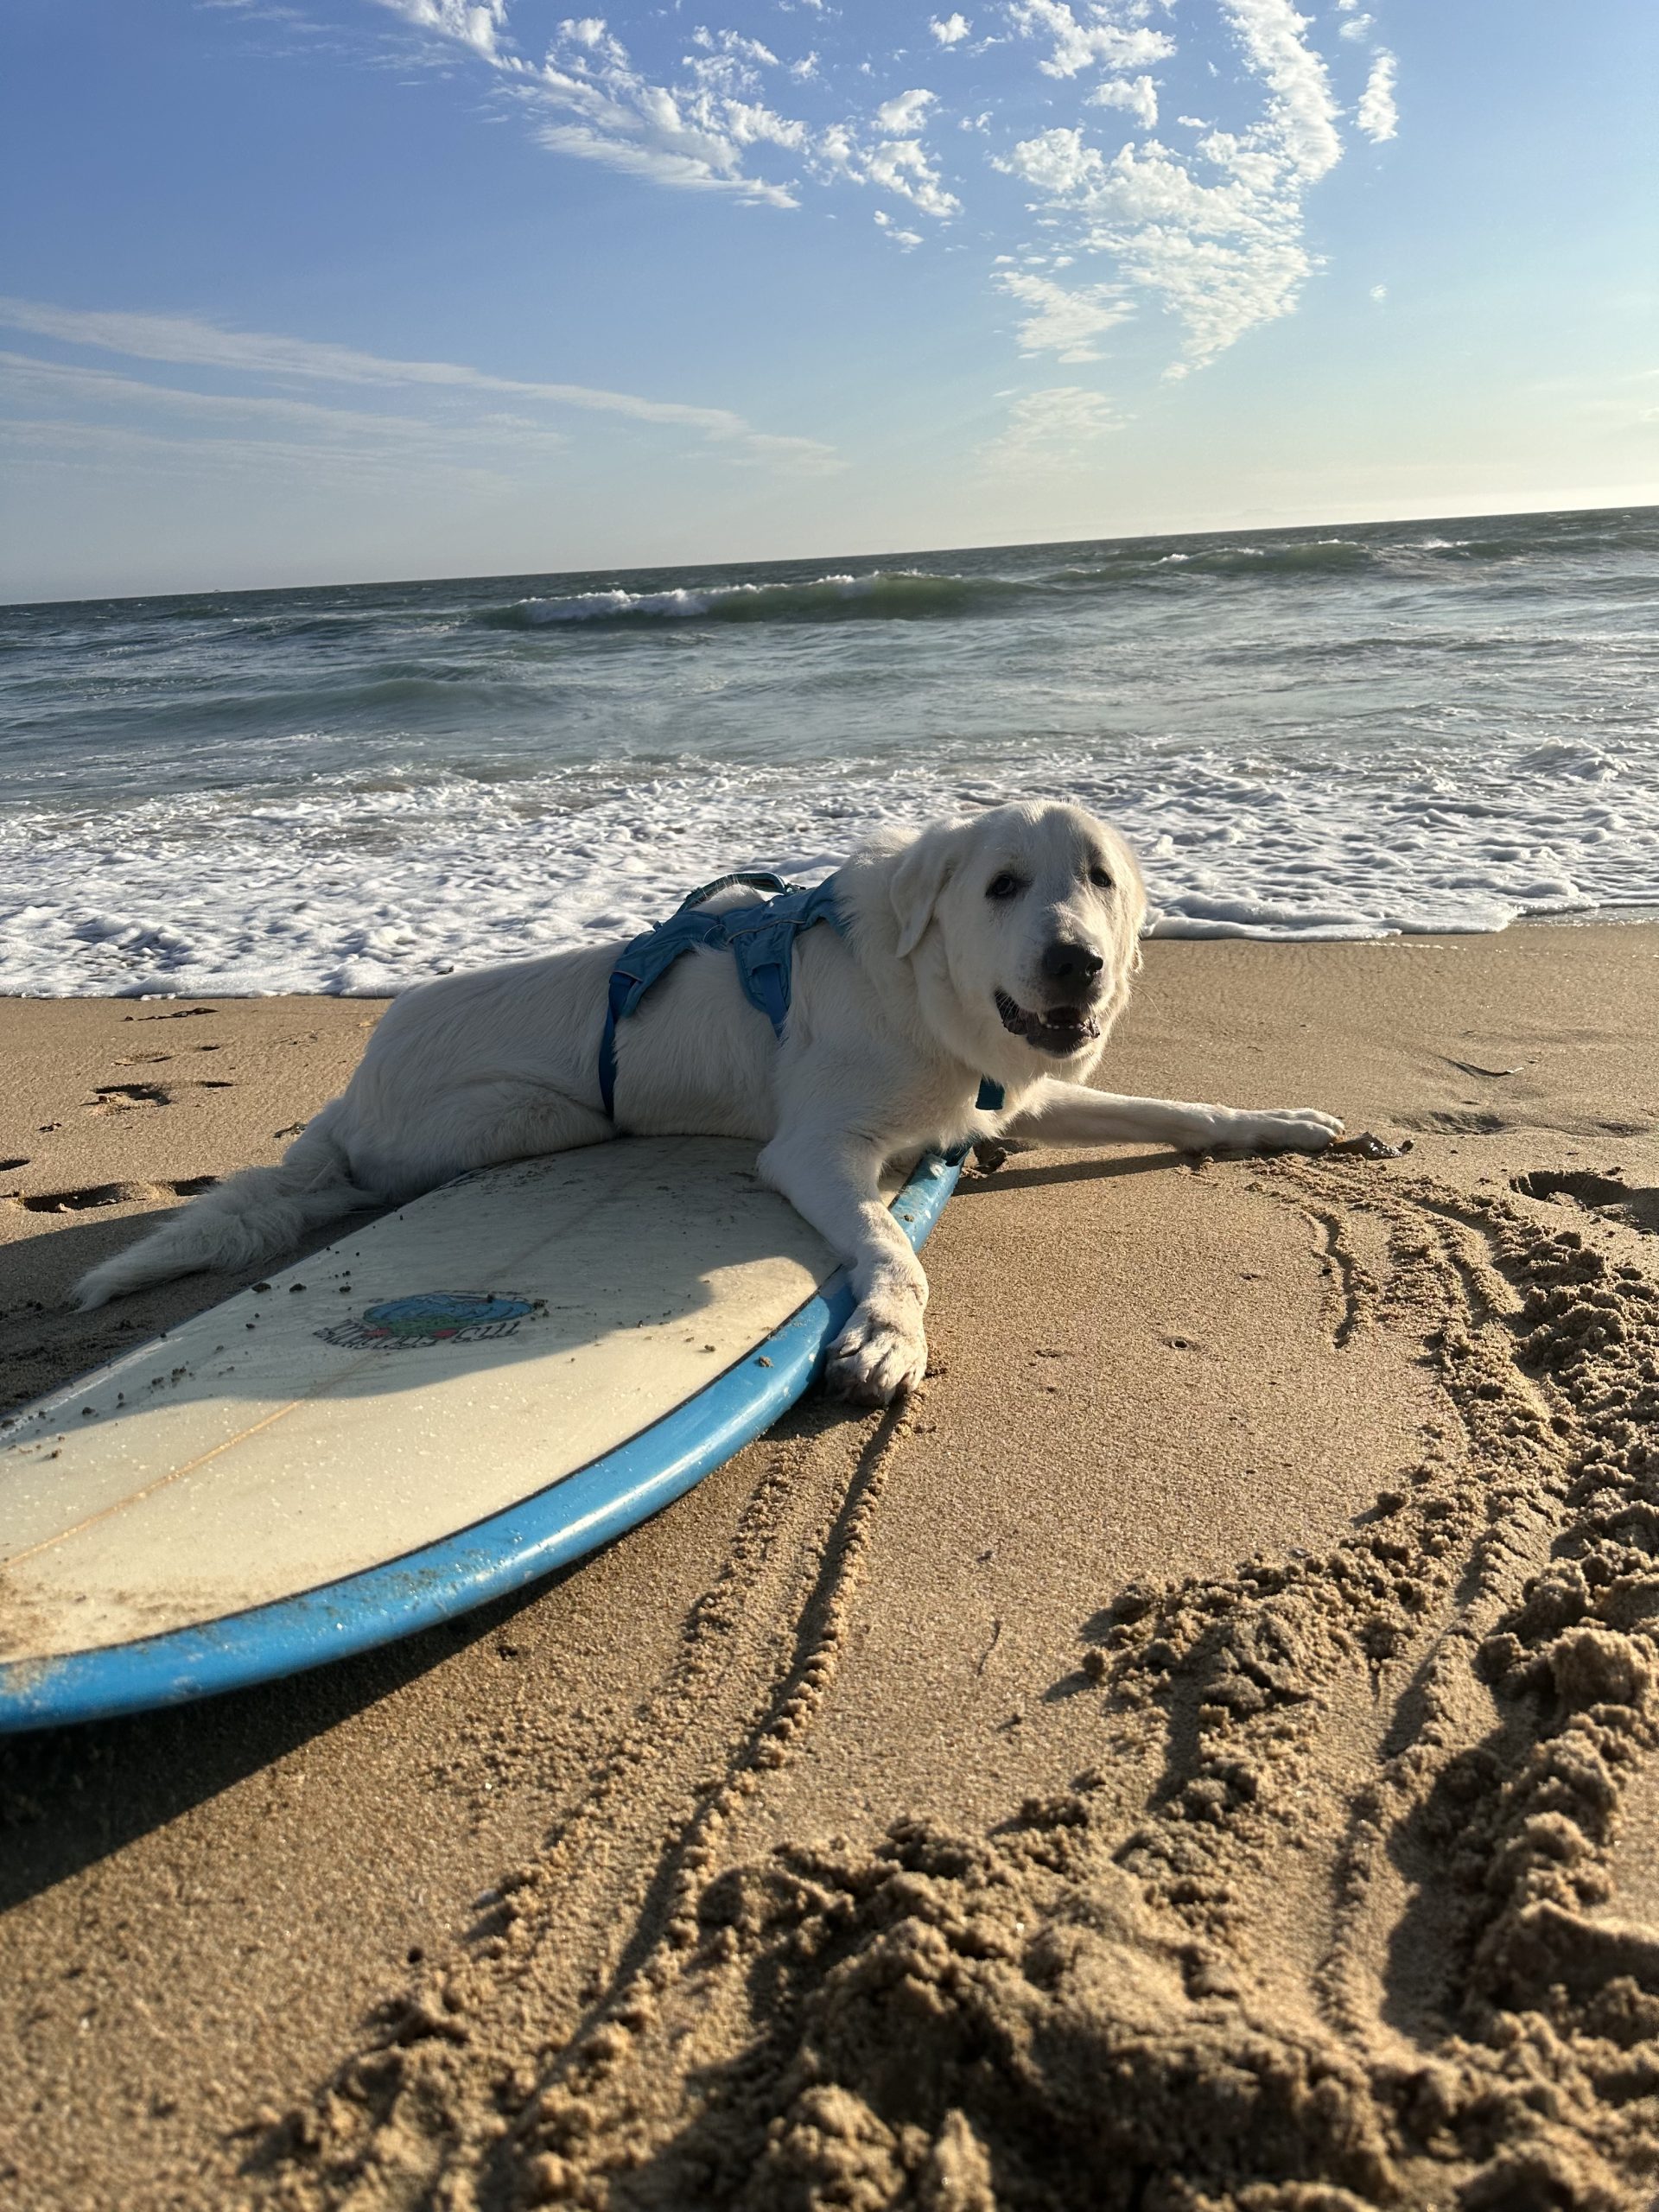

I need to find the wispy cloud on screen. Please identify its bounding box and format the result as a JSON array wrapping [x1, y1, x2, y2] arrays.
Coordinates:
[[0, 348, 545, 445], [362, 3, 964, 226], [930, 13, 972, 45], [524, 15, 807, 207], [0, 297, 842, 471], [995, 271, 1135, 360], [977, 383, 1125, 472], [0, 414, 530, 493], [1357, 48, 1398, 142]]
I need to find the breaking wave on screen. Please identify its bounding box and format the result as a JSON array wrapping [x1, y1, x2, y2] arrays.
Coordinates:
[[484, 570, 1005, 629], [3, 502, 1656, 993]]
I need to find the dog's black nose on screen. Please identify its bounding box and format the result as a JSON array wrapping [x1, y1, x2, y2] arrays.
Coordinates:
[[1040, 939, 1104, 986]]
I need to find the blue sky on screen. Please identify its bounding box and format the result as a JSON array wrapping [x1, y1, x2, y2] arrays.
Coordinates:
[[3, 0, 1656, 599]]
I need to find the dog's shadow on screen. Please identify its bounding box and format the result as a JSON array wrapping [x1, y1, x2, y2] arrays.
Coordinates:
[[949, 1148, 1192, 1197]]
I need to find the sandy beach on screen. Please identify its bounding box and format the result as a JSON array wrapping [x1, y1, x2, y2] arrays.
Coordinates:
[[3, 923, 1659, 2211]]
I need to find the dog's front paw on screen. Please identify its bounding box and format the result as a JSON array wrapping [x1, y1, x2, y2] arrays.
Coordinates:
[[825, 1295, 928, 1406], [1230, 1107, 1344, 1154]]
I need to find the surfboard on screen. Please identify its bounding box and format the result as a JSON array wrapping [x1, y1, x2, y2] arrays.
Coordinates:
[[0, 1139, 959, 1733]]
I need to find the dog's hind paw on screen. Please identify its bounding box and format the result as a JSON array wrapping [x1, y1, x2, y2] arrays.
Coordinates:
[[825, 1299, 928, 1405]]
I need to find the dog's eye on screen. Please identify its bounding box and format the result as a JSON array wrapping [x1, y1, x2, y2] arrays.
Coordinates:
[[1089, 865, 1115, 890], [985, 874, 1024, 901]]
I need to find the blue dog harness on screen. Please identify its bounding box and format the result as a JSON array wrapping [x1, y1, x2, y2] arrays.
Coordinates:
[[596, 869, 1005, 1140]]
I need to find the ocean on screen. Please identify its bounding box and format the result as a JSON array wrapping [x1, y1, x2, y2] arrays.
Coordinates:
[[2, 505, 1656, 998]]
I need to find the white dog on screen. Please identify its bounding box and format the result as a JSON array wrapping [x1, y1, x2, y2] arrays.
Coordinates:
[[75, 803, 1341, 1402]]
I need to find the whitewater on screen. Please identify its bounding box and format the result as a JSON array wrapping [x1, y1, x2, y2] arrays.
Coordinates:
[[2, 505, 1656, 997]]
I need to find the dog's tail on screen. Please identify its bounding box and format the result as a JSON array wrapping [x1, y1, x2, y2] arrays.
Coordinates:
[[73, 1119, 380, 1310]]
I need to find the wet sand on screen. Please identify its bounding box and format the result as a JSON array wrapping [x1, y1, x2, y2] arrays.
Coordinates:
[[3, 925, 1658, 2210]]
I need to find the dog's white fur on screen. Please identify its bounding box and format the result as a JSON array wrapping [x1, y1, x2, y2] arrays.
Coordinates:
[[74, 803, 1342, 1402]]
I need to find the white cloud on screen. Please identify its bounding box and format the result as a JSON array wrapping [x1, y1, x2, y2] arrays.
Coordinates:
[[1087, 73, 1159, 128], [1370, 282, 1387, 301], [1338, 12, 1373, 38], [1007, 1, 1174, 80], [1357, 48, 1398, 142], [995, 271, 1135, 359], [862, 135, 960, 217], [0, 297, 841, 470], [689, 27, 779, 68], [1218, 0, 1341, 183], [819, 105, 962, 219], [526, 18, 810, 206], [370, 0, 509, 61], [0, 348, 549, 447], [0, 416, 527, 493], [997, 0, 1357, 374], [874, 87, 937, 133], [371, 3, 814, 206], [874, 213, 925, 249], [372, 4, 959, 223], [977, 383, 1124, 472], [1001, 123, 1106, 197], [359, 0, 1386, 389]]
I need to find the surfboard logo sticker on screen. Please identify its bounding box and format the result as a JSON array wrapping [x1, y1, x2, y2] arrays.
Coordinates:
[[317, 1293, 537, 1351]]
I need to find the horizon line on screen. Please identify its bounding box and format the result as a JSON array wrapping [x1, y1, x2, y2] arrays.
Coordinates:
[[6, 493, 1656, 612]]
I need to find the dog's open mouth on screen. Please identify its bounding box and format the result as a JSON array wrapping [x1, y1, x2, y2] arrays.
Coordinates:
[[995, 991, 1101, 1056]]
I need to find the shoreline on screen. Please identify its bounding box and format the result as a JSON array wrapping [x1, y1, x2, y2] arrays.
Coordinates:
[[3, 923, 1658, 2209], [8, 901, 1659, 1014]]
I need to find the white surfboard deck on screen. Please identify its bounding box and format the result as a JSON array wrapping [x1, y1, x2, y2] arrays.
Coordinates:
[[0, 1137, 958, 1731]]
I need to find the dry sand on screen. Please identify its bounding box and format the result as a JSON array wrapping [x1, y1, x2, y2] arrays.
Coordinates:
[[3, 925, 1658, 2212]]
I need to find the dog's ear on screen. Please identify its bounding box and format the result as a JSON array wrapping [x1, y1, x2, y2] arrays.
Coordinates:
[[1112, 836, 1148, 981], [889, 824, 958, 958]]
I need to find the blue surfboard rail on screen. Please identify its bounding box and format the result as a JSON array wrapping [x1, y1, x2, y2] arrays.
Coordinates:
[[0, 1151, 961, 1734]]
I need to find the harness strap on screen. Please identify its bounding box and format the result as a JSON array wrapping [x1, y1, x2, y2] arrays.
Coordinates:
[[942, 1076, 1006, 1164], [596, 874, 1008, 1141], [721, 876, 845, 1038], [598, 872, 836, 1119]]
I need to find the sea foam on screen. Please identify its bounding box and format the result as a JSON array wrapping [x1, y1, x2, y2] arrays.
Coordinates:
[[3, 507, 1656, 996]]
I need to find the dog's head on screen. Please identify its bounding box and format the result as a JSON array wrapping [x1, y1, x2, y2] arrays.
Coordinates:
[[887, 802, 1147, 1082]]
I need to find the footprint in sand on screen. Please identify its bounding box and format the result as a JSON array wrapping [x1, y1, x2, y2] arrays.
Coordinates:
[[1512, 1167, 1659, 1236], [1394, 1107, 1510, 1135], [15, 1175, 218, 1214], [86, 1079, 235, 1115], [86, 1083, 169, 1114]]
